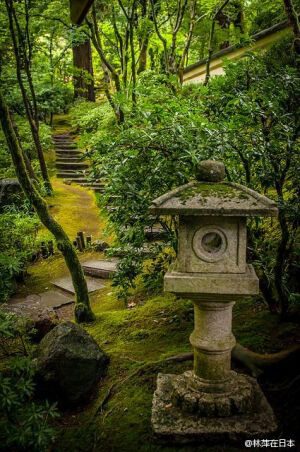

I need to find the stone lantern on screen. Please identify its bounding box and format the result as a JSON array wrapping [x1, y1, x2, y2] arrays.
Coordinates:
[[150, 160, 278, 442]]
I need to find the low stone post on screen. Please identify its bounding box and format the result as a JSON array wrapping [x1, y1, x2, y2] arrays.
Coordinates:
[[150, 160, 278, 443], [191, 300, 236, 381]]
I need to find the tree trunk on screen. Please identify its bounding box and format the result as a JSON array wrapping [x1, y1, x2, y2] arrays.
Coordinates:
[[73, 39, 96, 102], [5, 0, 52, 193], [283, 0, 300, 54], [10, 112, 39, 184], [137, 34, 149, 74], [0, 90, 95, 324], [204, 0, 230, 86]]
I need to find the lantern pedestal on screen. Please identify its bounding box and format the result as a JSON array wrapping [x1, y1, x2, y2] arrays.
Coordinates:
[[149, 160, 279, 443], [151, 267, 277, 443], [152, 372, 277, 443]]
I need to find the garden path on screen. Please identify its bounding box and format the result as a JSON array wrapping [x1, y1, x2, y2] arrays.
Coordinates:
[[7, 117, 111, 319]]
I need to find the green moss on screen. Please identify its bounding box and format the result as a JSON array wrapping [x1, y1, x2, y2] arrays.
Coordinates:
[[52, 291, 297, 452], [176, 183, 244, 204]]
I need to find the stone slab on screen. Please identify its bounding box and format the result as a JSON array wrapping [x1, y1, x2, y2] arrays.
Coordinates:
[[82, 259, 118, 279], [164, 264, 259, 299], [8, 290, 74, 314], [52, 276, 105, 294], [144, 226, 166, 242], [151, 373, 277, 444]]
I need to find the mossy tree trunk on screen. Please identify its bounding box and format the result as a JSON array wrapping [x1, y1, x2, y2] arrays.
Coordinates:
[[4, 0, 52, 193], [204, 0, 230, 86], [73, 38, 96, 102], [0, 90, 95, 324], [283, 0, 300, 54]]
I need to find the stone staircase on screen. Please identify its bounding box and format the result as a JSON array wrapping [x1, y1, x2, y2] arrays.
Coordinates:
[[53, 133, 165, 241], [53, 133, 103, 193]]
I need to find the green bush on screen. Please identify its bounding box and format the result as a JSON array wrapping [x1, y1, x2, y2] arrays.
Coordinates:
[[0, 311, 59, 451], [69, 98, 116, 149], [199, 46, 299, 315], [73, 43, 299, 313], [0, 204, 40, 302], [0, 116, 52, 179]]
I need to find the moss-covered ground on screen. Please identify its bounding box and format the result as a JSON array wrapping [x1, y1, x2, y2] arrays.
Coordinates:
[[50, 288, 299, 452]]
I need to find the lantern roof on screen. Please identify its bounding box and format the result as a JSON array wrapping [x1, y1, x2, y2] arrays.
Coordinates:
[[150, 161, 278, 217]]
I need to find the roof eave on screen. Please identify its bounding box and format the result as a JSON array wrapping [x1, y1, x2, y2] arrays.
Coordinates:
[[183, 18, 290, 75]]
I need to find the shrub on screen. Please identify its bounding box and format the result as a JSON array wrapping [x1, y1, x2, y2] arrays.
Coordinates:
[[0, 116, 52, 179], [73, 44, 299, 313], [0, 204, 39, 302], [69, 98, 116, 149], [0, 311, 59, 451]]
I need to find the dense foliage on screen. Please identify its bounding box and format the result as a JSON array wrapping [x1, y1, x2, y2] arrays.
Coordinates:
[[0, 117, 53, 179], [0, 311, 59, 451], [72, 35, 299, 313], [0, 204, 40, 302], [0, 116, 52, 302]]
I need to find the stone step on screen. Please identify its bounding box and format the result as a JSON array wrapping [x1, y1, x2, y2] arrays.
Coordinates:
[[56, 150, 82, 157], [52, 276, 105, 294], [55, 147, 80, 151], [144, 226, 166, 241], [56, 162, 89, 170], [64, 177, 96, 183], [80, 182, 105, 188], [125, 215, 158, 226], [53, 137, 74, 144], [105, 244, 161, 258], [53, 134, 71, 139], [7, 290, 74, 314], [56, 157, 84, 163], [55, 144, 77, 150], [53, 139, 73, 144], [57, 172, 86, 179], [82, 259, 119, 279]]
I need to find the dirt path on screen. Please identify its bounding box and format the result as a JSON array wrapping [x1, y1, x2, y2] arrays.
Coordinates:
[[8, 116, 109, 310], [39, 177, 105, 242]]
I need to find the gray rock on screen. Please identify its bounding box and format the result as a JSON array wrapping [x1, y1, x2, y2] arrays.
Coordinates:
[[93, 240, 110, 252], [35, 321, 109, 403], [0, 179, 23, 209]]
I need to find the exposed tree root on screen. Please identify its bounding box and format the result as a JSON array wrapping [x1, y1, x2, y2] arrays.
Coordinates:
[[232, 343, 300, 377], [95, 343, 300, 415]]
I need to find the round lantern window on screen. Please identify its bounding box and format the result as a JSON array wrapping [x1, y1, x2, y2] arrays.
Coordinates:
[[192, 226, 227, 262]]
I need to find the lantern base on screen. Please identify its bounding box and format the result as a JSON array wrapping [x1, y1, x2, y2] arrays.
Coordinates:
[[151, 373, 277, 444]]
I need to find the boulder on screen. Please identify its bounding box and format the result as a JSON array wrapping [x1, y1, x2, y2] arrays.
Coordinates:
[[29, 312, 59, 342], [93, 240, 109, 252], [0, 179, 23, 210], [35, 321, 109, 404]]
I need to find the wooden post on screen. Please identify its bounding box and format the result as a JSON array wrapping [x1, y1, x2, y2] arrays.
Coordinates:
[[48, 240, 54, 255], [76, 235, 83, 251], [86, 236, 92, 246], [78, 231, 85, 249], [41, 242, 48, 259]]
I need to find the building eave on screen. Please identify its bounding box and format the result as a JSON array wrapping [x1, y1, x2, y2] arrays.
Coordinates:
[[183, 19, 290, 75]]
